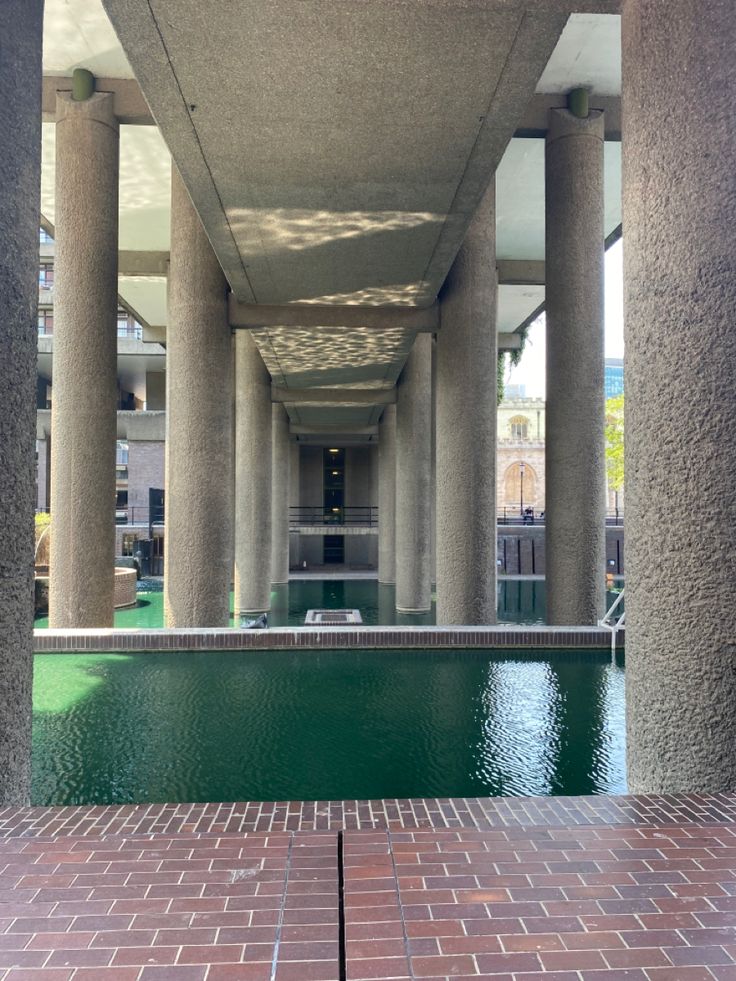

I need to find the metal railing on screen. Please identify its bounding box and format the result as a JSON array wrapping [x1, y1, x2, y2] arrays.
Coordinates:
[[496, 508, 624, 526], [115, 506, 165, 526], [289, 506, 378, 527], [599, 587, 625, 654]]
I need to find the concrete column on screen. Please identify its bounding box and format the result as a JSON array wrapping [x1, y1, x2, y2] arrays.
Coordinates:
[[436, 185, 497, 624], [395, 334, 432, 612], [164, 168, 232, 627], [271, 403, 290, 585], [234, 333, 272, 616], [623, 0, 736, 793], [0, 0, 43, 804], [50, 90, 119, 628], [545, 104, 605, 625], [378, 405, 396, 584]]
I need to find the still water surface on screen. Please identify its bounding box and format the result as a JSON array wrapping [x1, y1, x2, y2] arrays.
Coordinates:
[[32, 648, 625, 806], [35, 579, 553, 628]]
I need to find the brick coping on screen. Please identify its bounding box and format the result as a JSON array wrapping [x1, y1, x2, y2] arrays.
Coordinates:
[[34, 624, 624, 653], [0, 793, 732, 840]]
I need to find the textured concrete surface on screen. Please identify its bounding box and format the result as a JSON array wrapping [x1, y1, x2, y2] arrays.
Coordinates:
[[623, 0, 736, 793], [0, 0, 42, 804], [234, 333, 272, 614], [378, 404, 397, 584], [270, 403, 290, 584], [49, 92, 119, 629], [345, 445, 378, 567], [164, 167, 232, 627], [545, 107, 605, 626], [395, 335, 432, 612], [437, 185, 497, 624], [102, 1, 568, 305]]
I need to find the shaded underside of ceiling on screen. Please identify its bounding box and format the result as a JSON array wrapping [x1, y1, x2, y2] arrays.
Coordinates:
[[42, 0, 623, 434]]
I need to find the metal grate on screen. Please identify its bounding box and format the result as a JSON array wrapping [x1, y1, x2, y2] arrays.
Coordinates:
[[304, 609, 363, 625]]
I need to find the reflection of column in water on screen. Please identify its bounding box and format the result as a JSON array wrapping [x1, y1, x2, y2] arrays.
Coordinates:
[[546, 657, 612, 796], [322, 579, 346, 611], [270, 584, 289, 627], [377, 583, 397, 626]]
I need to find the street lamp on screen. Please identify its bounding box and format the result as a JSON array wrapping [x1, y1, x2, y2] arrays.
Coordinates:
[[519, 461, 526, 518]]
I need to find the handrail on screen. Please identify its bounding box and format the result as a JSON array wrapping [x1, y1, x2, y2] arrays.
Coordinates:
[[599, 588, 625, 654]]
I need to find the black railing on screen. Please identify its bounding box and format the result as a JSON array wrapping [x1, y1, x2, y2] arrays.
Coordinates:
[[496, 509, 624, 526], [114, 507, 165, 526], [289, 506, 379, 527]]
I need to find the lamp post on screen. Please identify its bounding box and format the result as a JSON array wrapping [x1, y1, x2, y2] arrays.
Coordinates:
[[519, 460, 526, 518]]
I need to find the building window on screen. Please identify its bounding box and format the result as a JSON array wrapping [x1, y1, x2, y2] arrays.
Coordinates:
[[121, 533, 139, 556], [39, 229, 54, 244], [117, 308, 143, 340], [509, 415, 529, 440], [37, 309, 54, 335], [38, 263, 54, 288]]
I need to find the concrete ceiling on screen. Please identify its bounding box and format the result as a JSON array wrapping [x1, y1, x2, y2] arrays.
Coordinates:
[[43, 0, 623, 435]]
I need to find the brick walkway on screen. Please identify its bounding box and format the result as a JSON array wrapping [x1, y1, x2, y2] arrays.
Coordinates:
[[0, 795, 733, 979]]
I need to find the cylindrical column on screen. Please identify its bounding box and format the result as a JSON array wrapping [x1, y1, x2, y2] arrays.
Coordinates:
[[0, 0, 43, 804], [377, 404, 396, 584], [234, 333, 272, 616], [623, 0, 736, 793], [271, 403, 290, 585], [545, 105, 605, 625], [164, 168, 232, 627], [437, 185, 497, 624], [395, 334, 432, 612], [50, 90, 119, 628]]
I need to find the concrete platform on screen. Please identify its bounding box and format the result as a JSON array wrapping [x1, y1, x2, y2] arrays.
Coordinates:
[[0, 794, 733, 979]]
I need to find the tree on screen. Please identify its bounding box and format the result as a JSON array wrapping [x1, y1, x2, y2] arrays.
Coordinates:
[[605, 394, 624, 494]]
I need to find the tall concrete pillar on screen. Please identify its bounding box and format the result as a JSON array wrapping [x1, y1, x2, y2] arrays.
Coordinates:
[[377, 404, 396, 584], [623, 0, 736, 793], [436, 185, 497, 624], [271, 403, 290, 585], [0, 0, 43, 804], [395, 334, 432, 612], [164, 168, 232, 627], [50, 88, 119, 628], [545, 102, 605, 625], [234, 333, 272, 616]]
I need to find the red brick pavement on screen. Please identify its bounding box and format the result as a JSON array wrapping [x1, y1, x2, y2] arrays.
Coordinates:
[[0, 795, 732, 979]]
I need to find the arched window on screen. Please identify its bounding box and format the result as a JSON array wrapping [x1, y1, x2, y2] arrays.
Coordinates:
[[508, 415, 529, 439], [503, 462, 538, 510]]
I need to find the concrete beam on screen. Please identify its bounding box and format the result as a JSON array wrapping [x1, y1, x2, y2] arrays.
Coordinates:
[[497, 259, 545, 286], [229, 296, 440, 331], [118, 250, 169, 276], [516, 94, 621, 141], [498, 333, 523, 351], [143, 325, 167, 344], [273, 386, 395, 405], [42, 76, 154, 125], [290, 425, 379, 437]]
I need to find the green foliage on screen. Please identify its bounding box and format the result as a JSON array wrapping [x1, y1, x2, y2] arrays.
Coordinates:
[[497, 352, 506, 405], [35, 512, 51, 541], [605, 394, 624, 492]]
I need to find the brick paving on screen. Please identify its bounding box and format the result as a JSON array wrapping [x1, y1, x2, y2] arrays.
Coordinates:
[[0, 795, 732, 979]]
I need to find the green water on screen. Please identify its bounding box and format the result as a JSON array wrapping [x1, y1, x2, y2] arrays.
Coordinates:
[[32, 649, 625, 806], [35, 579, 552, 628]]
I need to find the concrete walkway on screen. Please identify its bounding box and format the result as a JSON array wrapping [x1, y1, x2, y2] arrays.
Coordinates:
[[0, 794, 732, 979]]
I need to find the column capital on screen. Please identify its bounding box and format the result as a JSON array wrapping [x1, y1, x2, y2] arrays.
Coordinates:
[[55, 90, 118, 131], [547, 106, 604, 144]]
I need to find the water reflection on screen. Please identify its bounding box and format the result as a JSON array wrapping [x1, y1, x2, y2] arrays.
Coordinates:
[[32, 649, 626, 806]]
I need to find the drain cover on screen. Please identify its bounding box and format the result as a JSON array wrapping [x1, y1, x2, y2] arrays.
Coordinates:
[[304, 609, 363, 625]]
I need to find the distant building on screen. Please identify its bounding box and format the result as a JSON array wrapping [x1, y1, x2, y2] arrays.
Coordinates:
[[605, 358, 624, 398]]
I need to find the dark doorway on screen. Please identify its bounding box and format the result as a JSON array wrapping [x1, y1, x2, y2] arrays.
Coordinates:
[[323, 448, 344, 563]]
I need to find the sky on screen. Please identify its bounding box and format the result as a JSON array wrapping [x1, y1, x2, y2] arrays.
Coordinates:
[[505, 238, 624, 399]]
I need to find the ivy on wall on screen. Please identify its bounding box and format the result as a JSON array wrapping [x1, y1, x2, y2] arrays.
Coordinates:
[[497, 317, 534, 405]]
